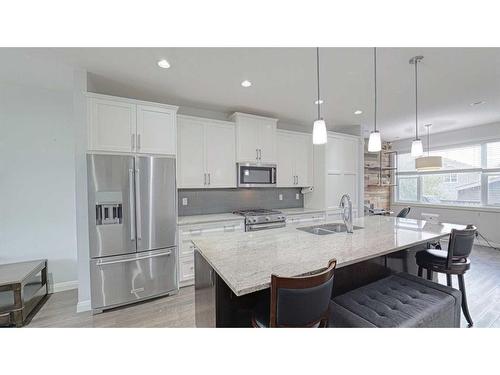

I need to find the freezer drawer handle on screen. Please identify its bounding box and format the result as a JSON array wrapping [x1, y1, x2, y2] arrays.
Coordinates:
[[129, 168, 136, 241], [135, 168, 142, 240], [96, 251, 172, 266]]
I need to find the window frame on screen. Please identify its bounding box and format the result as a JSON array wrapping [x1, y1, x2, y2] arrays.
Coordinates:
[[394, 138, 500, 209]]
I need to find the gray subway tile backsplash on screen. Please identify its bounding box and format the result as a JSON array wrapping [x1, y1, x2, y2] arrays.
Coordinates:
[[178, 188, 303, 216]]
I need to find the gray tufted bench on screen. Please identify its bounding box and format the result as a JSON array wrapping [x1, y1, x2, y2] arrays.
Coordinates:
[[329, 272, 462, 327]]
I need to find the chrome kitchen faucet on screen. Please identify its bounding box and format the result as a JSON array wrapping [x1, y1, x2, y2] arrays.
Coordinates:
[[339, 194, 354, 233]]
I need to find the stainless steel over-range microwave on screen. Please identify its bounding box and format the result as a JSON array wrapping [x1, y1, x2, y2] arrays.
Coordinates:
[[237, 163, 277, 188]]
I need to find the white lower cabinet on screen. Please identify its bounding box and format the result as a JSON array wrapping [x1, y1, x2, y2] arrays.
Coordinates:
[[177, 220, 244, 287], [326, 208, 358, 221], [179, 256, 195, 286], [286, 212, 326, 225]]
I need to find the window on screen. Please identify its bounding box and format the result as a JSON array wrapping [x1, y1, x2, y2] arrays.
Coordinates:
[[398, 176, 418, 202], [395, 140, 500, 207], [421, 172, 481, 206], [443, 173, 458, 183], [487, 175, 500, 206], [487, 142, 500, 169]]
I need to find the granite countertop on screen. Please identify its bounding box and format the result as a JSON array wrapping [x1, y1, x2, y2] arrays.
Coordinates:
[[178, 213, 244, 226], [192, 216, 465, 297], [280, 207, 325, 215]]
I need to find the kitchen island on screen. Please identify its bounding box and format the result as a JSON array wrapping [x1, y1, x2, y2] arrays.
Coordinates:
[[193, 215, 465, 327]]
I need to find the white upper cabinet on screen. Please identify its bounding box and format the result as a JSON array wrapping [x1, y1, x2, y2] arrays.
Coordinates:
[[277, 130, 313, 187], [88, 97, 135, 152], [232, 112, 277, 163], [177, 115, 236, 189], [136, 105, 176, 155], [87, 94, 178, 155], [277, 132, 295, 187], [177, 117, 205, 188], [294, 132, 313, 187], [205, 122, 236, 188]]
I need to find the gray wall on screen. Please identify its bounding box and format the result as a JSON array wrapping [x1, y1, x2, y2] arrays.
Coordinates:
[[0, 79, 78, 290], [178, 188, 303, 216]]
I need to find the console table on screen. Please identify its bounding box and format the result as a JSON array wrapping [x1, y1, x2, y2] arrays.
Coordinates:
[[0, 260, 48, 327]]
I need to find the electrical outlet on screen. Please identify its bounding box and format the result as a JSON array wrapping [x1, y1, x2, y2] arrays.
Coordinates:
[[182, 198, 188, 206], [296, 193, 300, 200], [279, 194, 283, 201]]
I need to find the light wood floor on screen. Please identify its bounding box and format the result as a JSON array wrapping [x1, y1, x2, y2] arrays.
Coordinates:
[[26, 245, 500, 328]]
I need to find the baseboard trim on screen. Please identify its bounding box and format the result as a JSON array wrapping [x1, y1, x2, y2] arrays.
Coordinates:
[[50, 280, 78, 294], [77, 299, 91, 313]]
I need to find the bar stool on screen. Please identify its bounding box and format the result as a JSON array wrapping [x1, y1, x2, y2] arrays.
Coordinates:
[[251, 259, 336, 328], [415, 225, 476, 327]]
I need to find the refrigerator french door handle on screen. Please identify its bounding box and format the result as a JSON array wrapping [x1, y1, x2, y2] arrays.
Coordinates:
[[135, 168, 142, 240], [128, 168, 136, 241], [96, 250, 172, 266]]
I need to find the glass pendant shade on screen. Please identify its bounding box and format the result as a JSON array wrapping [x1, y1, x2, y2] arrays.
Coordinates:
[[313, 119, 327, 145], [411, 139, 423, 157], [368, 130, 381, 152], [415, 155, 443, 171]]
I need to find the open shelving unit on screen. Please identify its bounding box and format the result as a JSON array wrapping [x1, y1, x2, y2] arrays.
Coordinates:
[[364, 148, 398, 187], [364, 143, 398, 211]]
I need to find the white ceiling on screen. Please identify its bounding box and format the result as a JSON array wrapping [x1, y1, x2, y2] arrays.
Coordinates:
[[7, 47, 500, 140]]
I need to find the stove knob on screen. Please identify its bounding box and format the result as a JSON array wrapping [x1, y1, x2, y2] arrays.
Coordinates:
[[265, 216, 271, 221]]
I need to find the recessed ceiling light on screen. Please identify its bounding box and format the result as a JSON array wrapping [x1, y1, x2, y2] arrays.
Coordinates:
[[470, 101, 485, 106], [157, 59, 171, 69], [241, 80, 252, 88], [354, 110, 363, 115], [314, 99, 324, 105]]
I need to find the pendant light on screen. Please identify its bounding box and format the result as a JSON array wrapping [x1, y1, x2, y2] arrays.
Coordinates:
[[415, 124, 442, 170], [368, 47, 382, 152], [409, 55, 424, 157], [313, 47, 327, 144]]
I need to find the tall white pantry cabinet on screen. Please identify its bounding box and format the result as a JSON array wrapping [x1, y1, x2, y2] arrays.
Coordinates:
[[304, 132, 362, 217]]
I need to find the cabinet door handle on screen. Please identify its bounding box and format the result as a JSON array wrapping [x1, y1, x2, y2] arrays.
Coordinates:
[[137, 134, 141, 151], [131, 134, 136, 151], [256, 149, 259, 160], [208, 173, 211, 185], [259, 149, 262, 160], [204, 173, 207, 185]]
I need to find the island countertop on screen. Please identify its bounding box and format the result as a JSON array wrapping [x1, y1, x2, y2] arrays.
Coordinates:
[[192, 216, 465, 297]]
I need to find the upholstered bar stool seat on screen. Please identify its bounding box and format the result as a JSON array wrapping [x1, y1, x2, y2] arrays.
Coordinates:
[[416, 249, 471, 272], [329, 273, 462, 328], [416, 225, 476, 327]]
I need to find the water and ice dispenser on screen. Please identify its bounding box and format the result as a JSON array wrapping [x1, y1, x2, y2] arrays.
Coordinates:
[[95, 191, 123, 225]]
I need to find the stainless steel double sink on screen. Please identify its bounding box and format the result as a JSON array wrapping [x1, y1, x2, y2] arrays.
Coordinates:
[[297, 223, 363, 235]]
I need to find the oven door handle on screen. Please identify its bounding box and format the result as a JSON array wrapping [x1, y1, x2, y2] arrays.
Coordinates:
[[272, 167, 277, 184], [247, 222, 285, 231]]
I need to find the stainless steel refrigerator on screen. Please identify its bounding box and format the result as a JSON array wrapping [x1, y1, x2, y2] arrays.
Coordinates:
[[87, 154, 178, 311]]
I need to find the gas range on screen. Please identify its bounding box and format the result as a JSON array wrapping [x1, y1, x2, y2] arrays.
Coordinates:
[[233, 209, 287, 232]]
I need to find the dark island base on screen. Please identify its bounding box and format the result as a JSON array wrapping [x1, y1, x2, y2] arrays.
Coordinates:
[[195, 244, 429, 328]]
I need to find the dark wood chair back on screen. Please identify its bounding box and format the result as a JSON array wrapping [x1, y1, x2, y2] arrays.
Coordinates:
[[269, 259, 336, 327], [397, 207, 411, 218], [446, 225, 476, 268]]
